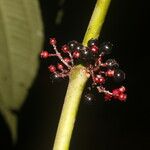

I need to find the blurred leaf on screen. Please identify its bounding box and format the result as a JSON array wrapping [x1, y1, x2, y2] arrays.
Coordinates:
[[0, 0, 44, 142], [55, 9, 64, 25], [55, 0, 66, 25]]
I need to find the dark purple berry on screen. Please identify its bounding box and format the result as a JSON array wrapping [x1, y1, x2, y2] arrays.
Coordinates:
[[114, 69, 125, 82], [84, 93, 95, 103], [80, 48, 94, 63], [100, 42, 113, 54], [76, 43, 84, 51], [68, 40, 78, 51], [88, 38, 99, 47], [106, 59, 119, 69], [50, 73, 63, 82], [50, 73, 59, 80]]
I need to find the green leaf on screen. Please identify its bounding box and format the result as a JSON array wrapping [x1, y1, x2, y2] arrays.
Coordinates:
[[0, 0, 44, 142]]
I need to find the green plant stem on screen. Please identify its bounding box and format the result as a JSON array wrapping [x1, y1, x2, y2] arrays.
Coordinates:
[[53, 65, 89, 150], [53, 0, 111, 149], [83, 0, 111, 46]]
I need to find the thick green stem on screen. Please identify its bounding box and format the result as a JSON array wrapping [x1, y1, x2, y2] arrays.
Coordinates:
[[53, 65, 89, 150], [53, 0, 111, 149], [83, 0, 111, 46]]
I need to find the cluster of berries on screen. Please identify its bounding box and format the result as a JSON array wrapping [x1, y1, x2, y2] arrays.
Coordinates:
[[41, 38, 127, 102]]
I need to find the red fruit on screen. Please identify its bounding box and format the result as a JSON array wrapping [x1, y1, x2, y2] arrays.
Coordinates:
[[57, 63, 63, 70], [118, 93, 127, 102], [106, 69, 114, 77], [48, 65, 56, 73], [104, 93, 112, 101], [90, 45, 99, 53], [49, 38, 56, 45], [94, 76, 99, 83], [112, 89, 120, 98], [94, 76, 105, 84], [98, 77, 105, 84], [61, 44, 69, 53], [40, 51, 49, 58], [119, 86, 126, 93], [73, 51, 80, 58], [64, 58, 71, 63]]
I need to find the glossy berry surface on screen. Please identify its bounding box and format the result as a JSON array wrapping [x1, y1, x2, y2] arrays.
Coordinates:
[[106, 69, 114, 77], [118, 93, 127, 101], [57, 63, 64, 70], [98, 77, 105, 84], [90, 45, 99, 53], [94, 76, 105, 84], [50, 73, 62, 82], [61, 45, 69, 53], [87, 38, 98, 47], [48, 65, 56, 73], [106, 59, 119, 69], [73, 51, 80, 58], [114, 69, 125, 82], [79, 48, 94, 63], [94, 76, 100, 83], [112, 89, 121, 98], [49, 38, 56, 45], [84, 93, 95, 103], [76, 43, 84, 51], [119, 86, 126, 92], [64, 58, 71, 63], [100, 42, 113, 54], [40, 51, 49, 58], [68, 40, 77, 51]]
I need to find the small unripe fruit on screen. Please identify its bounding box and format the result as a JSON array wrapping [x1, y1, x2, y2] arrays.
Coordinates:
[[49, 38, 56, 45], [48, 65, 56, 73]]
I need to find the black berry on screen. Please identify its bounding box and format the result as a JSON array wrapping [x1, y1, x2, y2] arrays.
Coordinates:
[[68, 40, 78, 51], [76, 43, 84, 51], [88, 38, 99, 47], [84, 93, 95, 103], [106, 59, 119, 69], [114, 69, 125, 82], [80, 47, 94, 63], [50, 73, 62, 82], [100, 42, 113, 54]]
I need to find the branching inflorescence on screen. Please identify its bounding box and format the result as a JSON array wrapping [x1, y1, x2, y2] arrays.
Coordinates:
[[41, 38, 127, 102]]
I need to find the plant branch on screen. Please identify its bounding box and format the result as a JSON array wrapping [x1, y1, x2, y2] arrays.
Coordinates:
[[53, 65, 89, 150], [83, 0, 111, 46], [53, 0, 111, 149]]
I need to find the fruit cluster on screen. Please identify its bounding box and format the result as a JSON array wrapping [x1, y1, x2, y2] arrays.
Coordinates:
[[41, 38, 127, 102]]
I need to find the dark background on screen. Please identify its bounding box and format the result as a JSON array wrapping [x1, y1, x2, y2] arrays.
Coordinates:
[[1, 0, 150, 149]]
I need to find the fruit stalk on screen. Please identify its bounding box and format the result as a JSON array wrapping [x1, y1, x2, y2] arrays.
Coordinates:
[[53, 0, 111, 149]]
